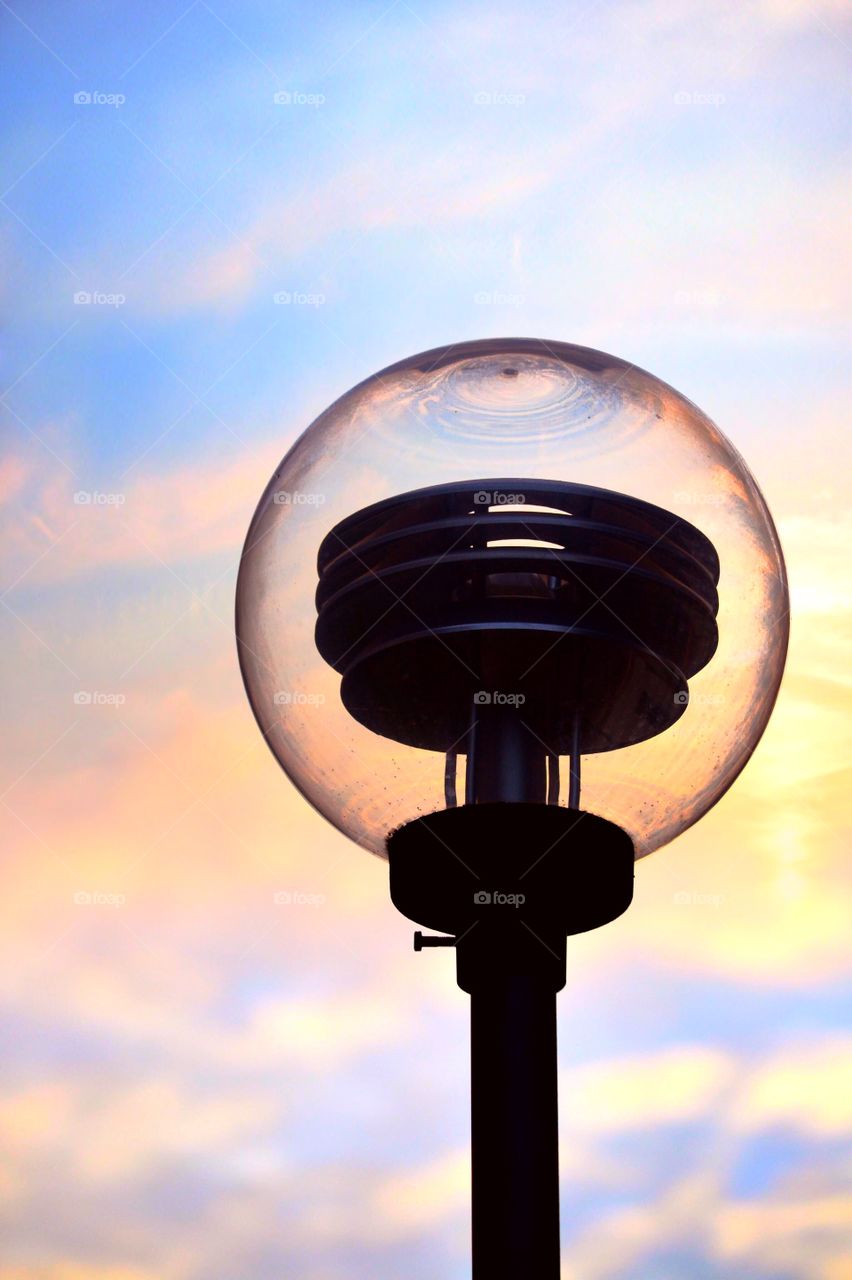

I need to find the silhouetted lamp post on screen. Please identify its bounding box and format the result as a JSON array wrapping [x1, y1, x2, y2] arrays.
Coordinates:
[[236, 339, 788, 1278]]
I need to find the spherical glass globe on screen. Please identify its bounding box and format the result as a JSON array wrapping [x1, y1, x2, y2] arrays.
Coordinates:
[[236, 339, 788, 859]]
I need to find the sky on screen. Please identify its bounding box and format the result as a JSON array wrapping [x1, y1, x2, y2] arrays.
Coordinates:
[[0, 1, 850, 1277]]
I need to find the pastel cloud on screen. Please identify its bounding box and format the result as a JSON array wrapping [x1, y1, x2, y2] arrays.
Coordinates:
[[714, 1195, 852, 1276], [371, 1148, 469, 1236], [561, 1045, 733, 1133], [128, 140, 565, 313], [731, 1037, 852, 1137], [0, 1076, 279, 1186], [1, 437, 283, 591], [0, 1269, 162, 1280]]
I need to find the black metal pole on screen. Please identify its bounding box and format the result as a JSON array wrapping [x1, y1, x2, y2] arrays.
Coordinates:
[[469, 972, 561, 1278], [391, 801, 634, 1280], [464, 698, 562, 1276]]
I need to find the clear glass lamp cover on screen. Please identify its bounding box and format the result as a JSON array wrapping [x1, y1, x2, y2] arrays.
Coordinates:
[[235, 339, 789, 859]]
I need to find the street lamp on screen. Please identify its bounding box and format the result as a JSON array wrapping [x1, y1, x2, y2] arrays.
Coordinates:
[[236, 338, 788, 1278]]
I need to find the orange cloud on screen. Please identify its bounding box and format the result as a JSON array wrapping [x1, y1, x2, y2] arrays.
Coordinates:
[[1, 437, 285, 591], [0, 1269, 163, 1280]]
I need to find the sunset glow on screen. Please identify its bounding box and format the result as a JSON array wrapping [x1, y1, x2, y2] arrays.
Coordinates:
[[1, 2, 850, 1277]]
